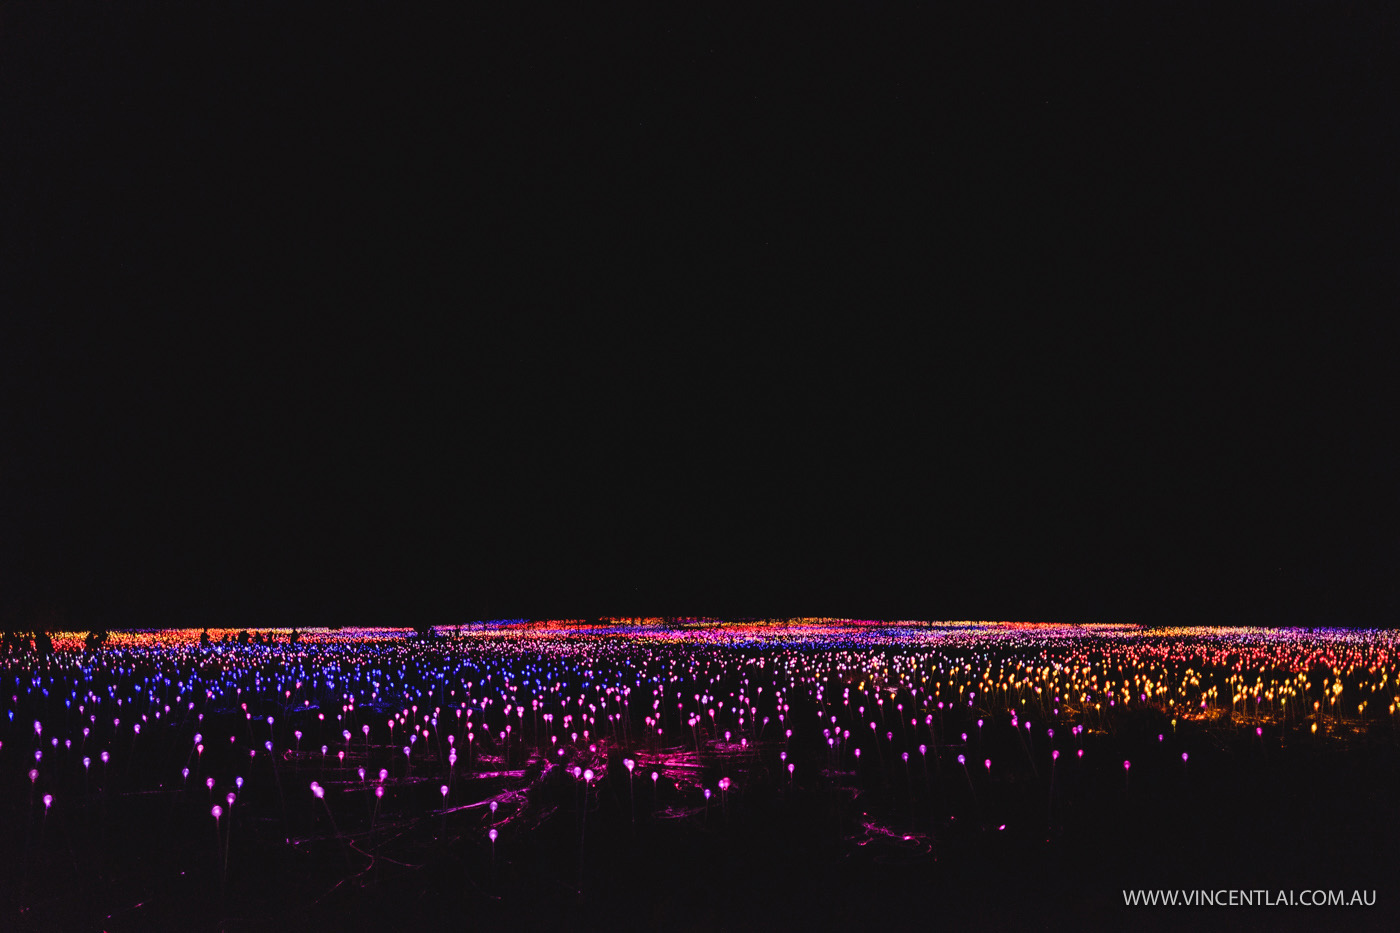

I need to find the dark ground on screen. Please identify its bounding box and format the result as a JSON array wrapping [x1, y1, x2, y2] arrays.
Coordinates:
[[3, 662, 1398, 931]]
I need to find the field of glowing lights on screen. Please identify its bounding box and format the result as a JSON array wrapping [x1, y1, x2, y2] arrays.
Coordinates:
[[3, 619, 1400, 931]]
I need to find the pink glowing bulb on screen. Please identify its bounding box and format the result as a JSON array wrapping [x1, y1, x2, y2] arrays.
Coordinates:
[[984, 759, 991, 770], [1052, 749, 1060, 760], [489, 827, 498, 842], [787, 762, 795, 775], [854, 748, 861, 759], [212, 805, 222, 820], [704, 788, 711, 800], [375, 785, 384, 799], [1182, 752, 1189, 762], [43, 794, 52, 810], [440, 785, 449, 799], [651, 771, 659, 784], [378, 769, 388, 782], [310, 782, 324, 799], [29, 768, 38, 784], [207, 776, 216, 790], [1077, 749, 1083, 759], [490, 801, 498, 814], [1123, 760, 1131, 771], [83, 757, 91, 770], [583, 769, 595, 782], [226, 792, 236, 807], [957, 755, 965, 765], [624, 758, 635, 773], [718, 777, 730, 792], [182, 767, 190, 780]]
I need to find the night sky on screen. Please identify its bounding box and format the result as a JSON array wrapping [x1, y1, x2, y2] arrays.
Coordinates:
[[2, 1, 1397, 629]]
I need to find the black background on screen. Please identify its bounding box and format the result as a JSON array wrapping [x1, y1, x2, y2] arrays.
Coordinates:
[[2, 1, 1398, 628]]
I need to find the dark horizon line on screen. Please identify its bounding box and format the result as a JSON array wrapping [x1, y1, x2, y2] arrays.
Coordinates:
[[3, 613, 1395, 633]]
